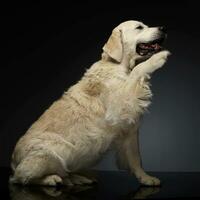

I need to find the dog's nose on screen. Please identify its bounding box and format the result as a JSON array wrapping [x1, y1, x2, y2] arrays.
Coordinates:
[[159, 26, 167, 33]]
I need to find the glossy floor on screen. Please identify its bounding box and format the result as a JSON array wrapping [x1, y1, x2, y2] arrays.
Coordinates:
[[0, 168, 200, 199]]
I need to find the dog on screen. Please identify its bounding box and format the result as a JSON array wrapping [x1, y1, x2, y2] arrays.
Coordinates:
[[10, 20, 170, 186]]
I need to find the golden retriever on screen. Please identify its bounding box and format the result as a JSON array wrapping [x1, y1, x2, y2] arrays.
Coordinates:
[[10, 20, 170, 186]]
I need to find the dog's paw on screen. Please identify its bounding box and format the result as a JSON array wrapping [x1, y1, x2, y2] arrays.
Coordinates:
[[41, 175, 63, 186], [149, 50, 171, 71], [131, 50, 170, 77], [137, 174, 161, 186]]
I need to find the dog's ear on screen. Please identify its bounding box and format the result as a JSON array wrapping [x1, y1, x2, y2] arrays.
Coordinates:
[[103, 28, 123, 63]]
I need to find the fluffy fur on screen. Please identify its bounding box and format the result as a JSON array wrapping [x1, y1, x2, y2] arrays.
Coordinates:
[[10, 20, 170, 186]]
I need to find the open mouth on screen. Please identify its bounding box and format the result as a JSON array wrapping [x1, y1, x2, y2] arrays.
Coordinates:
[[136, 37, 165, 56]]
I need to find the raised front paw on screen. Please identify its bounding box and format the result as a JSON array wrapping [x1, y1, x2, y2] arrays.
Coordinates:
[[137, 174, 161, 186], [149, 50, 171, 72], [131, 50, 170, 77]]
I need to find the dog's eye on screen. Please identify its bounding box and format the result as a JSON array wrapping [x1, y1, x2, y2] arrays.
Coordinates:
[[136, 25, 143, 30]]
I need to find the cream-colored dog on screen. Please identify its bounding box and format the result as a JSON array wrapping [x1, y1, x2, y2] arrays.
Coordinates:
[[10, 20, 170, 186]]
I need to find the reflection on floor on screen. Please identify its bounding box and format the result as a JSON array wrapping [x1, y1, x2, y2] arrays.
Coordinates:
[[1, 168, 200, 199], [9, 184, 161, 200]]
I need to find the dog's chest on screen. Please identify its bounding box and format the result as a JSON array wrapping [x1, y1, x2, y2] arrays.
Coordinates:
[[103, 68, 152, 129]]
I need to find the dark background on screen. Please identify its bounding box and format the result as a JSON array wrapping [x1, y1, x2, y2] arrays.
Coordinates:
[[0, 2, 200, 171]]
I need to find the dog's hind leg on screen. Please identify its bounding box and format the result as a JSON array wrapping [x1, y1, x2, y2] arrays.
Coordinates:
[[10, 151, 66, 186]]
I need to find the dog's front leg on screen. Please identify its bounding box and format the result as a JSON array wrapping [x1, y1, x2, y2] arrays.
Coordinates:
[[123, 129, 161, 186]]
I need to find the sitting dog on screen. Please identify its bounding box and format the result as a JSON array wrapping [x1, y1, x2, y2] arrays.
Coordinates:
[[10, 20, 170, 186]]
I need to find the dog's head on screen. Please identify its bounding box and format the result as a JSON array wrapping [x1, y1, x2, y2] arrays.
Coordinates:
[[102, 20, 167, 66]]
